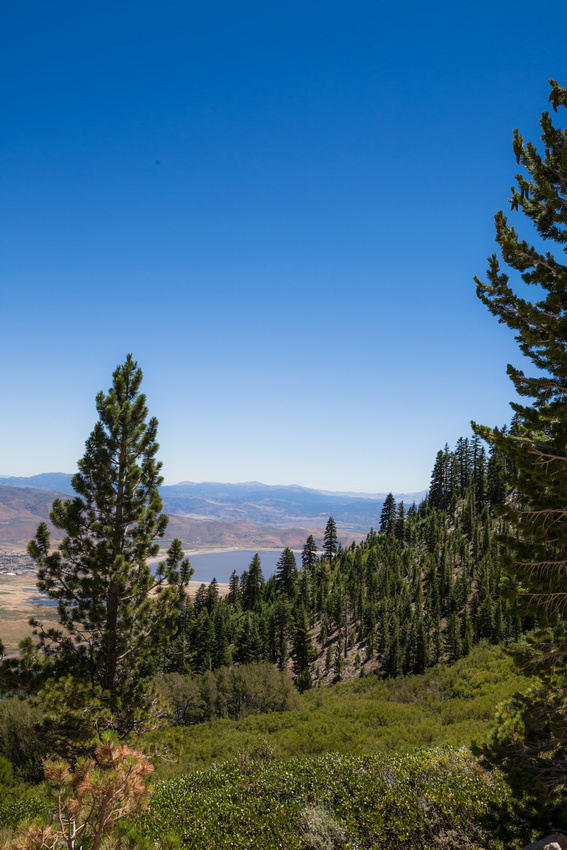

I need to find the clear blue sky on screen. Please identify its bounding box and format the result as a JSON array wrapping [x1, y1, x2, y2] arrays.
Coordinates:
[[2, 0, 566, 492]]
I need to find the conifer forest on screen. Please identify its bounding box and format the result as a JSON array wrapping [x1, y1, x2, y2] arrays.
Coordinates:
[[159, 431, 519, 692]]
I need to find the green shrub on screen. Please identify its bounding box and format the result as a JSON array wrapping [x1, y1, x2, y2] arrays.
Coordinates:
[[133, 748, 518, 849], [0, 697, 45, 783], [155, 663, 300, 726]]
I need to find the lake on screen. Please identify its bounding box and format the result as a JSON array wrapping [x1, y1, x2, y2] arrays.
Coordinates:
[[183, 549, 299, 584]]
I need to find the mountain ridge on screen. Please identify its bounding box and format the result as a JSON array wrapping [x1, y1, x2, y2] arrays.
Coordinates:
[[0, 473, 426, 504], [0, 475, 427, 545]]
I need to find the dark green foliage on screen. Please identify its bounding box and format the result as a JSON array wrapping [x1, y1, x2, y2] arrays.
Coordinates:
[[129, 414, 517, 702], [473, 80, 567, 668], [292, 605, 315, 691], [379, 493, 396, 535], [302, 535, 318, 574], [274, 548, 297, 598], [26, 357, 192, 701], [227, 570, 241, 610], [323, 516, 338, 564], [241, 554, 265, 610], [234, 612, 264, 665], [476, 681, 567, 815]]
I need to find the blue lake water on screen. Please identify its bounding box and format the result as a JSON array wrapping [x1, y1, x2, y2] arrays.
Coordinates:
[[184, 549, 298, 584], [25, 551, 292, 607]]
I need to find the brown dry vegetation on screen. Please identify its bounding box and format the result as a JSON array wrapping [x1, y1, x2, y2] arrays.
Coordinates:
[[0, 573, 228, 654], [0, 571, 60, 652]]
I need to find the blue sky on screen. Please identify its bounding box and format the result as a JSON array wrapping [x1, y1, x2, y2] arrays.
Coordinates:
[[2, 0, 567, 492]]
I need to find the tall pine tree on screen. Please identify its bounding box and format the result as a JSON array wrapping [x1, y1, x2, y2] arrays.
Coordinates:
[[323, 517, 338, 564], [25, 356, 192, 728], [473, 80, 567, 669]]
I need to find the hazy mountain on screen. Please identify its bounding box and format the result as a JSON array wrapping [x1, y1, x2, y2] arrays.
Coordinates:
[[0, 485, 64, 545], [0, 473, 76, 495], [0, 474, 426, 538]]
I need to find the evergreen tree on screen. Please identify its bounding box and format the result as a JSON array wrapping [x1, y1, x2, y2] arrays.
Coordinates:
[[302, 535, 319, 573], [414, 615, 429, 674], [429, 450, 448, 510], [292, 604, 315, 691], [379, 493, 397, 535], [234, 612, 263, 664], [242, 554, 265, 610], [24, 356, 192, 726], [275, 548, 298, 598], [445, 611, 461, 663], [384, 614, 401, 678], [193, 610, 215, 672], [272, 598, 291, 670], [213, 607, 231, 668], [473, 79, 567, 668], [192, 583, 208, 616], [323, 517, 338, 564], [395, 501, 406, 542], [206, 577, 219, 613], [333, 636, 344, 682], [455, 437, 471, 498], [227, 570, 241, 609], [486, 443, 507, 508], [471, 433, 487, 507]]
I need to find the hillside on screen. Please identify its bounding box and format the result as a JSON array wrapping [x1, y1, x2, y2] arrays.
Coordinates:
[[0, 485, 63, 546], [0, 484, 337, 551]]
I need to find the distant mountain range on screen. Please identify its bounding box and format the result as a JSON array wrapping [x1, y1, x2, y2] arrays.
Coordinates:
[[0, 474, 426, 549]]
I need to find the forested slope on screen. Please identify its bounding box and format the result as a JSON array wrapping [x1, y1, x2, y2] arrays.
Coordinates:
[[160, 431, 522, 690]]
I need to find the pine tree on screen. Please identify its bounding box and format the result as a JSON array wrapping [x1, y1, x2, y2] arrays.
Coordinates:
[[473, 80, 567, 668], [292, 604, 315, 691], [24, 356, 191, 726], [275, 548, 298, 598], [455, 437, 472, 498], [272, 597, 291, 670], [302, 535, 319, 573], [227, 570, 241, 609], [384, 614, 401, 678], [414, 615, 429, 674], [206, 577, 219, 613], [242, 554, 265, 610], [333, 636, 344, 682], [379, 493, 397, 535], [429, 450, 448, 510], [323, 517, 338, 564], [193, 610, 215, 672], [395, 501, 406, 542], [234, 612, 263, 664]]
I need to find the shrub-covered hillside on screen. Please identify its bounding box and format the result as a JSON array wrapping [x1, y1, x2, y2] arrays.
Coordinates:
[[143, 643, 529, 777]]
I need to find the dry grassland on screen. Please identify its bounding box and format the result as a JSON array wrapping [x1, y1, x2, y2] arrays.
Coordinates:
[[0, 571, 60, 652], [0, 572, 228, 654]]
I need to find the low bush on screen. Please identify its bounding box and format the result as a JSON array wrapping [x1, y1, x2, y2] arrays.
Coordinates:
[[134, 748, 523, 849]]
